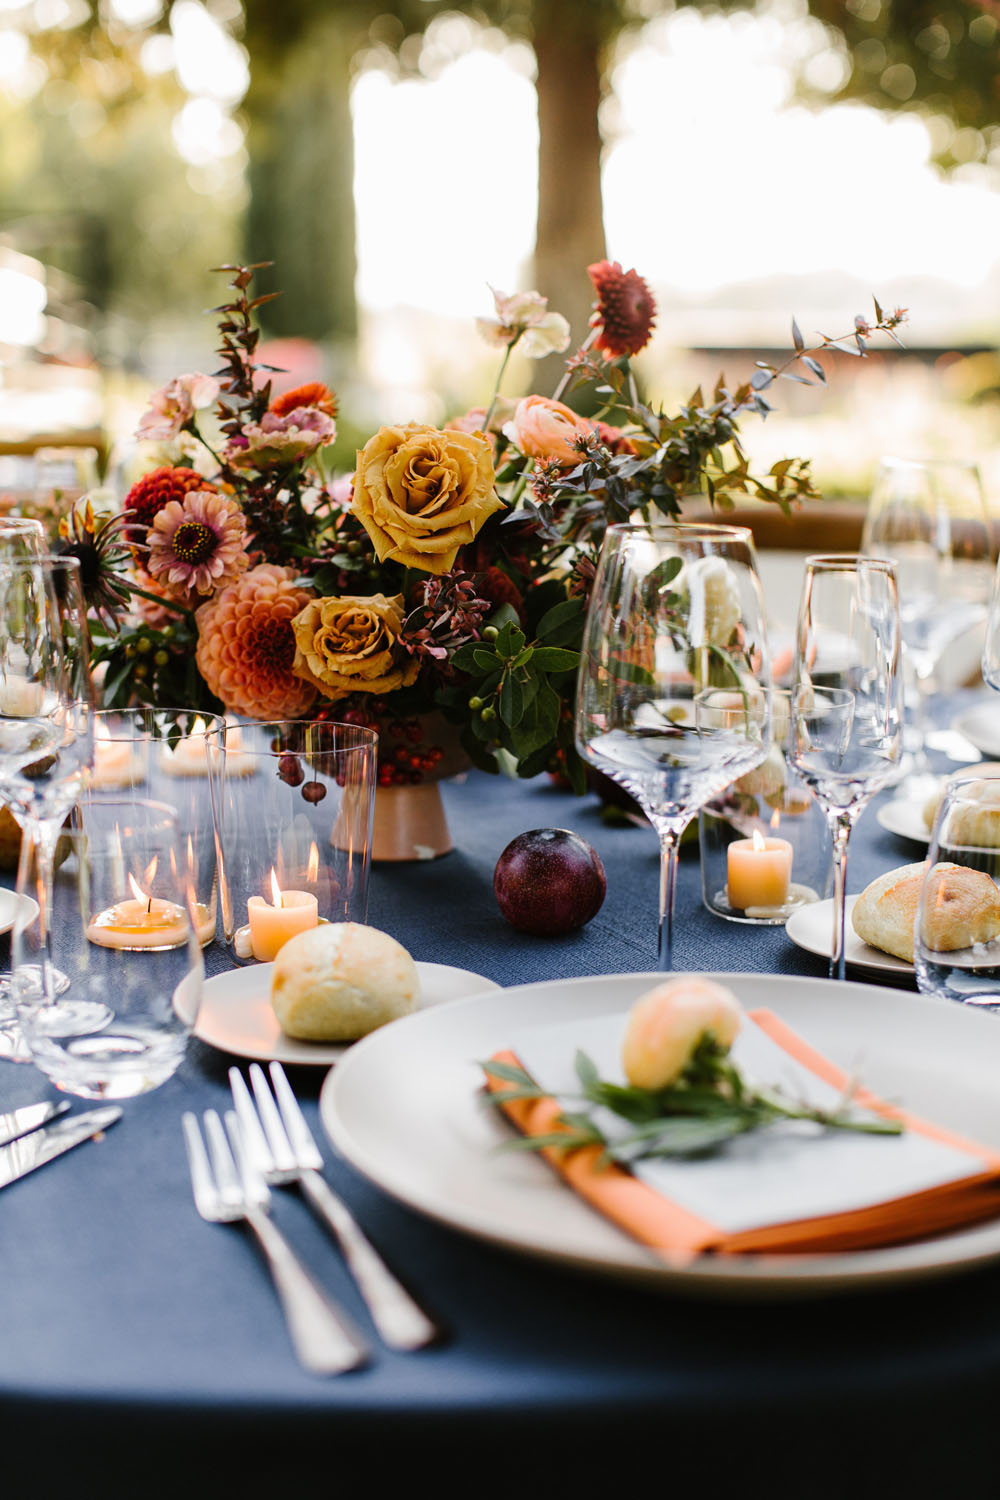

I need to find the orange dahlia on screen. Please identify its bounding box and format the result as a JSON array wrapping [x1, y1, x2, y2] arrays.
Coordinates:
[[587, 260, 656, 359], [123, 466, 217, 544], [195, 564, 318, 720], [270, 382, 338, 420]]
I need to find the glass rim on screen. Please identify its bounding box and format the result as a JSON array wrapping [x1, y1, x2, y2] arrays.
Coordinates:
[[230, 718, 379, 753], [0, 553, 82, 570], [78, 796, 181, 838], [93, 707, 227, 737], [804, 553, 898, 572], [604, 521, 754, 544]]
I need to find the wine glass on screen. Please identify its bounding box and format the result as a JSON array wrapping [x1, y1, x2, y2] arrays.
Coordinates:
[[13, 798, 204, 1098], [575, 522, 772, 971], [0, 555, 95, 1058], [789, 555, 904, 981], [862, 457, 992, 795]]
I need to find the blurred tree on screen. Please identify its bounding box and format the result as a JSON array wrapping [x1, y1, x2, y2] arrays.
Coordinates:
[[5, 0, 999, 350]]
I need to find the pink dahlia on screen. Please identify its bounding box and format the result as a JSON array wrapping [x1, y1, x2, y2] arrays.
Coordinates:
[[224, 407, 337, 469], [147, 488, 249, 597], [195, 564, 318, 720]]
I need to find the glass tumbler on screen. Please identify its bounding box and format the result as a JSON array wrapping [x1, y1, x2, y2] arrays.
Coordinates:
[[12, 799, 205, 1097], [217, 719, 378, 963], [915, 775, 1000, 1010]]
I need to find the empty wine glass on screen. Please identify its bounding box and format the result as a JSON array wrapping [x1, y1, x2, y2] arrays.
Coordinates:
[[863, 457, 992, 795], [789, 555, 904, 981], [914, 775, 1000, 1009], [0, 555, 95, 1058], [575, 522, 772, 971]]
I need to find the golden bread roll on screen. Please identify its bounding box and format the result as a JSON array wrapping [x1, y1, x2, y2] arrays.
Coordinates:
[[922, 763, 1000, 839], [270, 922, 419, 1041], [852, 861, 1000, 962]]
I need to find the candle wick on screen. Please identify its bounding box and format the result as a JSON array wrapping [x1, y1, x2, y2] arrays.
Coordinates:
[[146, 896, 152, 914]]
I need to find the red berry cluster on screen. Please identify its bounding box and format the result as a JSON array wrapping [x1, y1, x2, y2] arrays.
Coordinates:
[[328, 701, 445, 787]]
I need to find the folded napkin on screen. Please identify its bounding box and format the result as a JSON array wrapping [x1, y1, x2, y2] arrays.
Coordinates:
[[485, 1009, 1000, 1258]]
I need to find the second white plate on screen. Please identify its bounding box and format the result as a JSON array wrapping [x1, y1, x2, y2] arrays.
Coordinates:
[[785, 895, 912, 976], [876, 799, 931, 845], [0, 888, 39, 937], [954, 703, 1000, 760], [195, 959, 500, 1065]]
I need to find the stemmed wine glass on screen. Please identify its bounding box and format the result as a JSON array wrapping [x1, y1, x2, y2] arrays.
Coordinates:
[[789, 555, 904, 981], [0, 555, 95, 1058], [862, 457, 992, 796], [575, 523, 772, 971]]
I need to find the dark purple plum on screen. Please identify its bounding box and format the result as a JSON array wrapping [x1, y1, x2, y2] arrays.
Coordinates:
[[494, 828, 606, 936]]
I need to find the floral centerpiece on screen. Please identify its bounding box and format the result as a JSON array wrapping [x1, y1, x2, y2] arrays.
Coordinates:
[[65, 262, 905, 797]]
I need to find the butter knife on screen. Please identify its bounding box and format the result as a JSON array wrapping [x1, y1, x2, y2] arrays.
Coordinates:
[[0, 1106, 122, 1190], [0, 1098, 70, 1148]]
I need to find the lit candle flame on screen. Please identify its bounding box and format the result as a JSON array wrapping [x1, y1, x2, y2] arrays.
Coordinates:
[[769, 808, 781, 831], [306, 842, 319, 884], [270, 867, 283, 909], [751, 827, 767, 852], [96, 722, 111, 744]]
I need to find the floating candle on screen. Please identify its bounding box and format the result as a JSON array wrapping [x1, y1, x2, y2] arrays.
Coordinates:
[[246, 870, 318, 961], [87, 872, 192, 951], [0, 673, 44, 717], [727, 828, 793, 911]]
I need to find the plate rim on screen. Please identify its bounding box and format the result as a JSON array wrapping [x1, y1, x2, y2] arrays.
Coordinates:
[[954, 704, 1000, 759], [876, 799, 931, 845], [319, 969, 1000, 1294], [784, 895, 912, 975], [194, 958, 500, 1064], [0, 888, 40, 938]]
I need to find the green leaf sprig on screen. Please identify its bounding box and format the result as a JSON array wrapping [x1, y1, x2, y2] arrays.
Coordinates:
[[483, 1037, 903, 1167]]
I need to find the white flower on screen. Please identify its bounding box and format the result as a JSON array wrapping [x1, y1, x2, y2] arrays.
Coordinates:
[[136, 373, 219, 442], [476, 287, 570, 356], [683, 555, 742, 648]]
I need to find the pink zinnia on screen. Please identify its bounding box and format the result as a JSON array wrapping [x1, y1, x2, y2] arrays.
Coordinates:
[[147, 488, 249, 597]]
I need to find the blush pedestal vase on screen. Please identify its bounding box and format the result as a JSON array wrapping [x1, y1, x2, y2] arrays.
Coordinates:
[[371, 782, 453, 862]]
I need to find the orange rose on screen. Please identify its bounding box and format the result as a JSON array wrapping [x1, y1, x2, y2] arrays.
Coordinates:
[[502, 395, 594, 466], [291, 593, 420, 699]]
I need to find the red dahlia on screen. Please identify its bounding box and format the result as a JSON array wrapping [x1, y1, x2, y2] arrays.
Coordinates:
[[587, 260, 656, 359], [122, 466, 216, 542]]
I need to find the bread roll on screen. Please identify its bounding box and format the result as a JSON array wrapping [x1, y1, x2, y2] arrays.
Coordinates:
[[852, 861, 1000, 962], [922, 763, 1000, 841], [270, 922, 419, 1041]]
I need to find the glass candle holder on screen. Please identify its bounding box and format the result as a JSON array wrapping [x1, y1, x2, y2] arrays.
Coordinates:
[[12, 798, 204, 1098], [217, 720, 378, 964], [88, 708, 226, 947], [699, 691, 832, 924]]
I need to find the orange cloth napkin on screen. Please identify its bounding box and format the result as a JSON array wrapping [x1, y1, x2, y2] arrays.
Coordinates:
[[485, 1008, 1000, 1258]]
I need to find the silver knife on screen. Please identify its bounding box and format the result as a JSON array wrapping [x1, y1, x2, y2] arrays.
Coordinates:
[[0, 1098, 70, 1148], [0, 1106, 122, 1190]]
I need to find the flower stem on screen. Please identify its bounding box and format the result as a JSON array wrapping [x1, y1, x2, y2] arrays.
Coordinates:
[[552, 328, 597, 403], [481, 341, 516, 436], [123, 580, 197, 622]]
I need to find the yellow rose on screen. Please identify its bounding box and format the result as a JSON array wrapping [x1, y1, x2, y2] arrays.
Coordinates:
[[351, 422, 504, 575], [291, 593, 420, 699]]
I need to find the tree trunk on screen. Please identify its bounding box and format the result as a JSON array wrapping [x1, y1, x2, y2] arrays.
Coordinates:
[[242, 12, 358, 345], [532, 0, 609, 389]]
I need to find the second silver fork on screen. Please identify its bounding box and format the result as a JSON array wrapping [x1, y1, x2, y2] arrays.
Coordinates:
[[230, 1062, 439, 1352]]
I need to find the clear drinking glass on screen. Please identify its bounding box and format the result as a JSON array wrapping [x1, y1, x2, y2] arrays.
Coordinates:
[[863, 457, 992, 793], [914, 776, 1000, 1008], [789, 555, 904, 981], [12, 799, 204, 1097], [217, 719, 378, 963], [575, 522, 772, 971], [89, 708, 226, 947]]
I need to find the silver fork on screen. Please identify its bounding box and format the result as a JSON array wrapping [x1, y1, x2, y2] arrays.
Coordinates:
[[229, 1062, 439, 1351], [182, 1108, 369, 1376]]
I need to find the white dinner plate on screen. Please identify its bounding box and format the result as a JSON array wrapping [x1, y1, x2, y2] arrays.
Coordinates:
[[0, 888, 39, 938], [785, 895, 912, 976], [320, 971, 1000, 1295], [876, 799, 931, 845], [195, 960, 499, 1066], [954, 703, 1000, 761]]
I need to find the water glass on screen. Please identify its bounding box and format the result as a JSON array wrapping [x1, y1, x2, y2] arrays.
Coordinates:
[[88, 708, 226, 946], [12, 799, 204, 1098], [915, 776, 1000, 1009], [217, 719, 378, 963]]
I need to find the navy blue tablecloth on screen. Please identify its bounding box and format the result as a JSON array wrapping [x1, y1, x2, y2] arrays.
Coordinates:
[[3, 706, 1000, 1495]]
